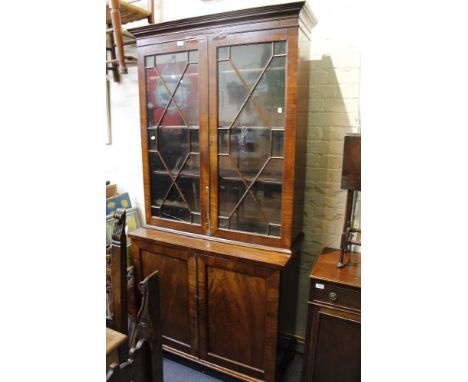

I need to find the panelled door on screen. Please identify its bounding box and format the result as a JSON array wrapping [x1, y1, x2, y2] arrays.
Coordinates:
[[196, 254, 281, 381], [207, 28, 297, 248], [131, 240, 199, 357], [138, 38, 209, 234]]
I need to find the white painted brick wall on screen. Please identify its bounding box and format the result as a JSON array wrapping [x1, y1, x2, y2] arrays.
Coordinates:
[[106, 0, 361, 343]]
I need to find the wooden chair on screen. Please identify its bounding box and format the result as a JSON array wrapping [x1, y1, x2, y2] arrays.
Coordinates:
[[107, 270, 163, 382], [106, 209, 129, 361], [106, 0, 155, 81], [106, 208, 163, 382], [107, 209, 128, 336]]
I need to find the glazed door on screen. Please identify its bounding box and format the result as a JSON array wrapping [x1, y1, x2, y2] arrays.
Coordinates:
[[196, 254, 281, 381], [138, 38, 209, 234], [208, 28, 297, 248]]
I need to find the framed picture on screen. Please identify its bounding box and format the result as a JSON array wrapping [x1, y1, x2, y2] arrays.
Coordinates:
[[106, 192, 132, 215], [106, 207, 141, 246]]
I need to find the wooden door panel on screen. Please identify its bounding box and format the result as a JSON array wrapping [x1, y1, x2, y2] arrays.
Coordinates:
[[304, 304, 361, 382], [132, 241, 198, 356], [197, 254, 280, 380], [207, 267, 266, 369]]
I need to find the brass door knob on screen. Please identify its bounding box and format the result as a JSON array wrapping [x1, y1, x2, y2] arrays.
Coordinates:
[[329, 292, 338, 301]]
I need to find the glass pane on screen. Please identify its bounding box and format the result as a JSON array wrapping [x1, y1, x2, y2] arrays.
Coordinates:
[[192, 213, 201, 225], [189, 50, 199, 64], [161, 187, 190, 222], [190, 128, 199, 153], [218, 61, 249, 127], [217, 46, 229, 61], [156, 52, 187, 94], [273, 41, 286, 55], [148, 130, 158, 151], [160, 100, 185, 126], [228, 127, 270, 178], [148, 50, 200, 227], [269, 224, 281, 237], [181, 153, 200, 176], [150, 173, 172, 207], [218, 178, 245, 217], [158, 127, 189, 172], [218, 129, 229, 155], [231, 43, 272, 88], [146, 68, 170, 127], [271, 130, 284, 157], [250, 181, 282, 225], [251, 56, 286, 128], [174, 63, 199, 127], [218, 155, 239, 180], [260, 158, 284, 181], [177, 175, 200, 213], [218, 216, 229, 229], [216, 41, 287, 236], [148, 151, 165, 173], [230, 199, 268, 235], [145, 55, 155, 68]]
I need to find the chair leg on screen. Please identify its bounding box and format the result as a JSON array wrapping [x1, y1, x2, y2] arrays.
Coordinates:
[[109, 0, 128, 74]]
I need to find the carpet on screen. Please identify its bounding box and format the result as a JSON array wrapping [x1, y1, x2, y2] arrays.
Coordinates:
[[162, 352, 304, 381]]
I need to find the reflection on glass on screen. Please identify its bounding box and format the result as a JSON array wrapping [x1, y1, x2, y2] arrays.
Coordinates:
[[148, 130, 158, 151], [158, 127, 189, 172], [151, 173, 172, 207], [181, 153, 200, 175], [192, 212, 201, 225], [177, 176, 200, 213], [218, 177, 246, 217], [149, 151, 165, 173], [217, 41, 287, 237], [269, 224, 281, 237], [147, 50, 201, 226], [218, 129, 229, 155], [218, 46, 229, 61], [259, 158, 284, 181], [161, 187, 190, 222], [228, 127, 270, 177], [189, 50, 199, 64], [156, 52, 187, 94], [230, 207, 268, 235], [231, 43, 272, 88], [174, 63, 199, 127], [273, 41, 287, 55], [146, 68, 169, 127], [251, 56, 286, 128], [271, 130, 284, 157], [251, 182, 282, 225], [190, 128, 199, 153], [218, 61, 248, 127], [145, 55, 155, 68]]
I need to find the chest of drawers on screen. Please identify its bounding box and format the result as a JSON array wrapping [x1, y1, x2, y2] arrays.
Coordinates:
[[302, 248, 361, 382]]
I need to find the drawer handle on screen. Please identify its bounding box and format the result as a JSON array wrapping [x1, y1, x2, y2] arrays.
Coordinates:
[[329, 292, 338, 301]]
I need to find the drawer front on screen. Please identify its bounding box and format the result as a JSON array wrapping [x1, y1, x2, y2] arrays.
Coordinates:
[[310, 279, 360, 311]]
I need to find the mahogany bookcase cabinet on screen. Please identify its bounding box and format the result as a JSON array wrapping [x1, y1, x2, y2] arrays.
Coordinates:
[[128, 3, 316, 381]]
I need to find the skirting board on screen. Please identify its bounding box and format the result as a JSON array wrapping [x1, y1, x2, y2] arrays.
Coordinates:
[[278, 331, 305, 354]]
